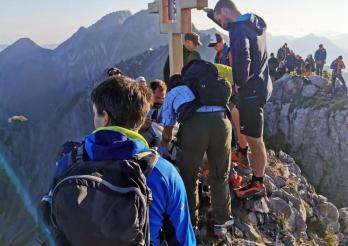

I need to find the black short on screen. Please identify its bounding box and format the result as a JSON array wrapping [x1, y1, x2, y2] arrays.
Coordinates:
[[238, 96, 266, 138]]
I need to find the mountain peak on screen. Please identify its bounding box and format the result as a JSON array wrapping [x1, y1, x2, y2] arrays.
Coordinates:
[[91, 10, 132, 30], [11, 38, 38, 49]]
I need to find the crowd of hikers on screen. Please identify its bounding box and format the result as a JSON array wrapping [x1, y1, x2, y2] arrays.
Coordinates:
[[268, 43, 347, 95], [37, 0, 345, 246]]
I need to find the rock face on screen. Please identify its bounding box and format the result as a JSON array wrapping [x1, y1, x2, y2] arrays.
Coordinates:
[[264, 74, 348, 207], [201, 150, 348, 245]]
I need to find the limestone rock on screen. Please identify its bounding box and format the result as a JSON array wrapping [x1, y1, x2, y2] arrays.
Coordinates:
[[302, 84, 319, 97]]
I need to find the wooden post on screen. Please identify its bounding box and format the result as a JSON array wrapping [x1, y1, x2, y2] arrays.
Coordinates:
[[148, 0, 208, 76], [169, 33, 183, 75]]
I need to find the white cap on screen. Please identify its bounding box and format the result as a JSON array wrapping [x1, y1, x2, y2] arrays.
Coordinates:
[[135, 76, 147, 85]]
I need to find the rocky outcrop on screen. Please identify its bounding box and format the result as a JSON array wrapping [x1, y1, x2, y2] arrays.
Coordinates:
[[201, 150, 348, 245], [264, 74, 348, 207]]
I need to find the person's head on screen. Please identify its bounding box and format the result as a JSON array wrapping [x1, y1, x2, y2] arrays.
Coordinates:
[[91, 76, 152, 131], [184, 33, 202, 52], [149, 79, 167, 108], [319, 44, 324, 49], [270, 53, 275, 58], [283, 43, 288, 48], [107, 67, 122, 77], [168, 74, 182, 91], [208, 33, 224, 52], [135, 76, 147, 86], [213, 0, 240, 29], [338, 55, 343, 60]]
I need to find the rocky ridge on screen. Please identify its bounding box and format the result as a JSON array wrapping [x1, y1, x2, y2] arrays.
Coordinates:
[[264, 74, 348, 207]]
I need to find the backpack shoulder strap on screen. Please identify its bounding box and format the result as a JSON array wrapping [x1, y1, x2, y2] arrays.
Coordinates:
[[133, 150, 159, 176]]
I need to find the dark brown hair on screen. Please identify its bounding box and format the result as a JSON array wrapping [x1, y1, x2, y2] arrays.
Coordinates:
[[91, 76, 152, 130], [149, 79, 167, 92], [214, 0, 237, 14]]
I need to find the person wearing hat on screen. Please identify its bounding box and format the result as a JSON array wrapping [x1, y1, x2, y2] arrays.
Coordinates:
[[163, 32, 202, 84], [135, 76, 147, 86], [330, 55, 347, 95], [209, 33, 232, 67], [107, 67, 122, 77]]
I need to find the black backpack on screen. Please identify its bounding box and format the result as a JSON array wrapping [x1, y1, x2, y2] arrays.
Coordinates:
[[178, 59, 232, 123], [41, 144, 157, 246]]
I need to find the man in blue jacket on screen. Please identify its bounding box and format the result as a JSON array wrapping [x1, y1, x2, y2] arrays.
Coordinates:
[[52, 76, 195, 246], [314, 44, 327, 76], [204, 0, 273, 199]]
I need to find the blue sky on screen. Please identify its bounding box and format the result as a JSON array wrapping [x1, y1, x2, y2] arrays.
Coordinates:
[[1, 0, 347, 45]]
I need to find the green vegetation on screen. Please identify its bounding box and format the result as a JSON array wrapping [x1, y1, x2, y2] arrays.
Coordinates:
[[307, 218, 338, 246], [324, 231, 338, 246], [277, 214, 289, 230], [265, 131, 291, 153]]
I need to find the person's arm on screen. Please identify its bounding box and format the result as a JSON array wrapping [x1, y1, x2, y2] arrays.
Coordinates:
[[232, 35, 251, 87], [162, 126, 174, 148], [163, 56, 170, 84], [159, 91, 177, 157]]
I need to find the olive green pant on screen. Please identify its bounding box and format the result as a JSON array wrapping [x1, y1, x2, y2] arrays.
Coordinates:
[[176, 112, 232, 225]]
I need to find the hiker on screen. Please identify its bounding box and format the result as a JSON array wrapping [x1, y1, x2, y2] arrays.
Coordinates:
[[160, 60, 233, 239], [275, 61, 287, 80], [205, 0, 273, 199], [208, 33, 232, 66], [314, 44, 327, 76], [140, 79, 167, 148], [277, 43, 290, 62], [330, 56, 347, 95], [163, 32, 202, 83], [135, 76, 147, 86], [305, 55, 315, 72], [285, 50, 296, 73], [295, 55, 305, 76], [42, 76, 195, 245], [268, 53, 279, 82], [107, 67, 122, 77]]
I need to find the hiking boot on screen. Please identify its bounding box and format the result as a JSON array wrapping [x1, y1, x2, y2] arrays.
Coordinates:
[[229, 173, 244, 189], [231, 149, 250, 169], [235, 180, 266, 200]]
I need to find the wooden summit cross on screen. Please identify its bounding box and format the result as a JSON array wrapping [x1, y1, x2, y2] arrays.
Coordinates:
[[148, 0, 208, 76]]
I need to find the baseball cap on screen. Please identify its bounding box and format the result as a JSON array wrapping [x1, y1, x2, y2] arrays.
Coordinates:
[[185, 32, 202, 46], [208, 33, 223, 47], [135, 76, 147, 83]]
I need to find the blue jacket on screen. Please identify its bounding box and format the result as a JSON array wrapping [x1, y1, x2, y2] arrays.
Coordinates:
[[54, 126, 195, 246], [227, 14, 272, 100], [214, 43, 232, 66], [315, 48, 327, 62]]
